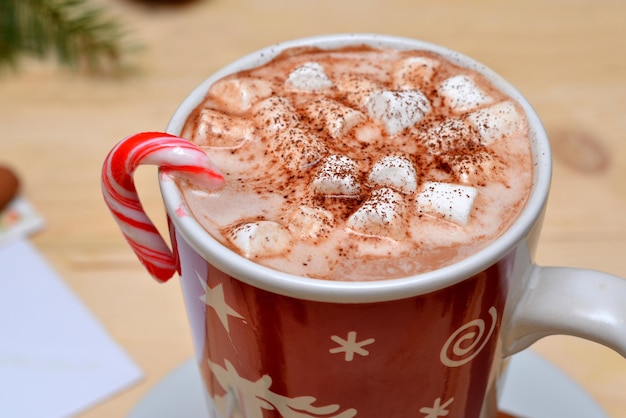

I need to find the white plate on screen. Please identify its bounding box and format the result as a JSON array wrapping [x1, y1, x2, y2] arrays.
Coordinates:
[[128, 350, 607, 418]]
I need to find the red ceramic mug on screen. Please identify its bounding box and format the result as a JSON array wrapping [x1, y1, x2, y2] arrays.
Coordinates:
[[102, 34, 626, 418]]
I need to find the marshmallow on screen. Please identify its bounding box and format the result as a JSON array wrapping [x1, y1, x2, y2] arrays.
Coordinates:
[[416, 181, 478, 226], [285, 62, 333, 91], [207, 76, 274, 114], [367, 155, 417, 193], [311, 154, 361, 196], [181, 108, 254, 147], [347, 187, 406, 239], [418, 117, 481, 155], [304, 98, 366, 139], [251, 96, 300, 135], [335, 74, 384, 108], [274, 127, 328, 171], [367, 90, 431, 135], [444, 150, 503, 184], [438, 75, 494, 113], [393, 56, 440, 89], [288, 205, 335, 238], [467, 101, 526, 145], [227, 220, 292, 258], [252, 97, 327, 171]]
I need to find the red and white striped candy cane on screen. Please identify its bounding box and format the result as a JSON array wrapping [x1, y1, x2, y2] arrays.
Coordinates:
[[101, 132, 225, 282]]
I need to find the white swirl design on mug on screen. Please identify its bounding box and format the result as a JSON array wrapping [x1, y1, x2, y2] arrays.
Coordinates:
[[440, 306, 497, 368]]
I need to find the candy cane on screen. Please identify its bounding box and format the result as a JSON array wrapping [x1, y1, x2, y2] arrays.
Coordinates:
[[101, 132, 225, 282]]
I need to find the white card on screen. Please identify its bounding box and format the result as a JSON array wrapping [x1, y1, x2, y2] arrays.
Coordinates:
[[0, 239, 143, 418]]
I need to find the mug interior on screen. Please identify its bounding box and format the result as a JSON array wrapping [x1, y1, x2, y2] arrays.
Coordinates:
[[161, 33, 551, 303]]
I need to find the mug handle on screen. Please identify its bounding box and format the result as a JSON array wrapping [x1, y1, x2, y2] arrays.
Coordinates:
[[101, 132, 224, 282], [503, 265, 626, 357]]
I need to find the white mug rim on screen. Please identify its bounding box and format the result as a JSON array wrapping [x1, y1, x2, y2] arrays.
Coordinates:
[[161, 33, 551, 303]]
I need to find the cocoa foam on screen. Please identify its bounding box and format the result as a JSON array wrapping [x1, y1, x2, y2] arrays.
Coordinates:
[[174, 46, 533, 281]]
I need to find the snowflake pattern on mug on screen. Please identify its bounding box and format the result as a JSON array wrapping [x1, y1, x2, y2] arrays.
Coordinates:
[[208, 359, 358, 418], [329, 331, 375, 361], [419, 397, 455, 418], [195, 266, 500, 418], [199, 270, 359, 417]]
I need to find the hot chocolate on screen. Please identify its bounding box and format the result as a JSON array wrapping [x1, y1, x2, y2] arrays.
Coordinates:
[[174, 45, 532, 280]]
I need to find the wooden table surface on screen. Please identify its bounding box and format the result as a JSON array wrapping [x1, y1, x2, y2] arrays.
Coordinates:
[[2, 0, 625, 416]]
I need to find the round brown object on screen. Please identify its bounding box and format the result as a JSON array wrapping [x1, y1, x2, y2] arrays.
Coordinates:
[[0, 166, 20, 212]]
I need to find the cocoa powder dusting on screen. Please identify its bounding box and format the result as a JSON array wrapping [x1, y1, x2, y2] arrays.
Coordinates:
[[176, 45, 533, 280]]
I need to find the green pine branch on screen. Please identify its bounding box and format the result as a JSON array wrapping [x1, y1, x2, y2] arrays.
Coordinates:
[[0, 0, 141, 75]]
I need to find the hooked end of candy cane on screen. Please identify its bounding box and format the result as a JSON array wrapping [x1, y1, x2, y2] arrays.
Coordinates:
[[121, 228, 178, 282], [102, 131, 221, 283], [144, 260, 177, 282], [161, 164, 226, 191]]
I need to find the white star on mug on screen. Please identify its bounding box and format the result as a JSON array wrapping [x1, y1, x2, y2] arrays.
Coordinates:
[[197, 271, 244, 332]]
